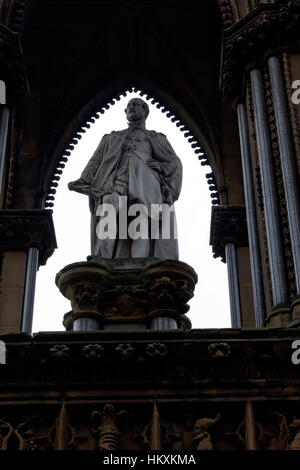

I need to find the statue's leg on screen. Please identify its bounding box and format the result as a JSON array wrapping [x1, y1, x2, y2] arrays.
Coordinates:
[[131, 214, 150, 258], [153, 210, 179, 260], [89, 197, 99, 256], [97, 192, 120, 258], [131, 238, 150, 258]]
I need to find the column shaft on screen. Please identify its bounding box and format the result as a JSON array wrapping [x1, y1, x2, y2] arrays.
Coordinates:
[[73, 318, 101, 331], [151, 317, 177, 330], [0, 105, 9, 198], [268, 55, 300, 295], [22, 247, 39, 333], [237, 102, 266, 327], [250, 68, 289, 306], [225, 243, 242, 328]]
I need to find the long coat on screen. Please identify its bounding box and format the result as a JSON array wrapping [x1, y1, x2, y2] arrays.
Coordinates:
[[79, 128, 182, 205], [71, 127, 183, 259]]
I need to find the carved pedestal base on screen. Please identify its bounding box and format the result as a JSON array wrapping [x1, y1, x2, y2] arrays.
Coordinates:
[[55, 258, 197, 331]]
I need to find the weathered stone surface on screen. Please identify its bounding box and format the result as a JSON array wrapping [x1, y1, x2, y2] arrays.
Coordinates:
[[0, 329, 299, 450], [56, 258, 197, 330], [210, 205, 248, 262], [0, 210, 57, 266]]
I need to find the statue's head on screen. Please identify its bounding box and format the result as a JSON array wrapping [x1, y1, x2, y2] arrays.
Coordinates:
[[125, 98, 149, 123]]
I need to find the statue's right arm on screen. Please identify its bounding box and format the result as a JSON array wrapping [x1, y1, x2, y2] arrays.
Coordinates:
[[80, 134, 109, 182], [68, 134, 109, 194]]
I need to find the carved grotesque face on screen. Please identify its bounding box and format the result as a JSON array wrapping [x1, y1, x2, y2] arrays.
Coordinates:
[[125, 98, 148, 122], [193, 420, 204, 435]]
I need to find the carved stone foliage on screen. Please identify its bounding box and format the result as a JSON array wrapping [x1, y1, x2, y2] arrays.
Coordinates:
[[0, 415, 55, 450], [210, 205, 248, 261], [282, 53, 300, 178], [56, 258, 196, 330], [0, 210, 57, 265], [223, 405, 300, 451], [5, 403, 300, 451], [221, 1, 300, 101], [244, 408, 300, 450]]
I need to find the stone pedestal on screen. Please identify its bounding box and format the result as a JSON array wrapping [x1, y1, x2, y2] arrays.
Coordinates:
[[56, 258, 197, 331]]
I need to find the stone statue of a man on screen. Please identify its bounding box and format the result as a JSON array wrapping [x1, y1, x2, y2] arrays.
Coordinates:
[[68, 98, 182, 259]]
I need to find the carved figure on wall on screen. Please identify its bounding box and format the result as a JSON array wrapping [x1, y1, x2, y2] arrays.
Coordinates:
[[289, 417, 300, 450], [192, 414, 220, 450], [69, 98, 182, 260], [91, 404, 128, 451]]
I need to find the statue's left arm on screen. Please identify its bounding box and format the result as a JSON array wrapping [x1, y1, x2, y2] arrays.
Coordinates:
[[151, 133, 183, 204]]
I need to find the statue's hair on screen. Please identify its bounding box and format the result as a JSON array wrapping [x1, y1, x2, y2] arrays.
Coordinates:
[[125, 98, 149, 119]]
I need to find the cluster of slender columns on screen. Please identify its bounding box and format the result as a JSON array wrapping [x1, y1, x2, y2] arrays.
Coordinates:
[[233, 54, 300, 326], [236, 103, 266, 327]]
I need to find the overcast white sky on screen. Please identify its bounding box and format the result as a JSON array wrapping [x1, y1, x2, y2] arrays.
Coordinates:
[[32, 91, 231, 332]]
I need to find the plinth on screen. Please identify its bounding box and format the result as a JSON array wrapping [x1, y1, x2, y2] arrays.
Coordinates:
[[55, 257, 198, 331]]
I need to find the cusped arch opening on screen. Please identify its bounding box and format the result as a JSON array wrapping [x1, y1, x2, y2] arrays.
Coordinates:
[[42, 80, 222, 211]]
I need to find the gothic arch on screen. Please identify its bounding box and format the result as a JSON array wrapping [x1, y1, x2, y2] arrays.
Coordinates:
[[43, 80, 221, 209], [11, 0, 244, 212]]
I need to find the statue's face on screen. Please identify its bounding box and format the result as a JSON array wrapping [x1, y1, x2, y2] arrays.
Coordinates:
[[125, 99, 147, 122]]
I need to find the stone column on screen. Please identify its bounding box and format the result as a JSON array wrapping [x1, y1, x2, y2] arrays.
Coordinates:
[[268, 55, 300, 319], [74, 318, 101, 331], [236, 102, 266, 327], [0, 210, 57, 334], [250, 68, 289, 311], [210, 206, 251, 328], [0, 104, 9, 198], [225, 243, 242, 328], [150, 317, 177, 330], [21, 247, 39, 333]]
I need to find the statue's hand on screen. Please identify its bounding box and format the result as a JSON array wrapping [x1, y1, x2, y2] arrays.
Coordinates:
[[147, 159, 161, 172], [68, 178, 91, 195]]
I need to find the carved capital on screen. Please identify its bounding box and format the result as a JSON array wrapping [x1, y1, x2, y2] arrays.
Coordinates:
[[221, 2, 300, 101], [210, 205, 248, 261], [0, 210, 57, 265]]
